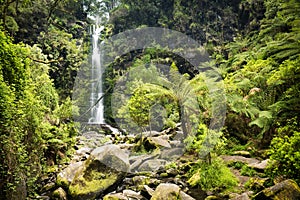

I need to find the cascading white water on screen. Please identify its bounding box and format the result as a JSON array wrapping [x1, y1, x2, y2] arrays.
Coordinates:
[[88, 24, 105, 124]]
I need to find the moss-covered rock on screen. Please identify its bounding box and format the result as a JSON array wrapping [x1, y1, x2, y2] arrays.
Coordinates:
[[253, 179, 300, 200], [52, 187, 67, 200], [67, 144, 130, 200]]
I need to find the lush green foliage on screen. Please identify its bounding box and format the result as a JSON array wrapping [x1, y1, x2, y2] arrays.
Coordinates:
[[188, 157, 238, 191], [0, 29, 77, 199], [267, 119, 300, 184]]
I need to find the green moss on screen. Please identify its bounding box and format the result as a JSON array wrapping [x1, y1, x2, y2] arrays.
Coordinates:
[[56, 175, 69, 189], [52, 187, 67, 199], [240, 165, 257, 176], [69, 173, 118, 199]]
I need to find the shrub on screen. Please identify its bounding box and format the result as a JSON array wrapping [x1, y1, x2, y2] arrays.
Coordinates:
[[188, 157, 238, 191], [267, 124, 300, 184]]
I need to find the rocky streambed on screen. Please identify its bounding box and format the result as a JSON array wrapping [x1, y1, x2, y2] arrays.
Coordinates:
[[37, 124, 300, 200]]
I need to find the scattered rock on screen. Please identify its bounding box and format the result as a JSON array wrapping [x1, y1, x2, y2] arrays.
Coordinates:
[[232, 151, 251, 157], [230, 192, 250, 200], [253, 179, 300, 200], [129, 154, 156, 172], [204, 196, 219, 200], [52, 187, 67, 200], [90, 144, 130, 172], [144, 185, 155, 196], [103, 193, 128, 200], [160, 148, 184, 160], [41, 182, 56, 193], [75, 147, 92, 156], [123, 189, 145, 199], [248, 159, 270, 171], [180, 191, 196, 200], [151, 183, 181, 200], [35, 196, 50, 200], [138, 159, 167, 172], [221, 155, 260, 165], [56, 161, 84, 187], [148, 136, 171, 148], [141, 131, 161, 137]]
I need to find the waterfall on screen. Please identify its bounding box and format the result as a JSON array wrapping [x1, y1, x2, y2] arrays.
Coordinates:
[[88, 24, 105, 124]]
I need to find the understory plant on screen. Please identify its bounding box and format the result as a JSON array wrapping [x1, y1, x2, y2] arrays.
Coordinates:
[[188, 156, 238, 191]]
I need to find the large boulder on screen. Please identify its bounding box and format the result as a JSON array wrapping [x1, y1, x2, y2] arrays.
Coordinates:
[[67, 144, 129, 200], [253, 179, 300, 200]]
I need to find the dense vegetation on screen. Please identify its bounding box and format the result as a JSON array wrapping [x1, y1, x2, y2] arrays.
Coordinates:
[[0, 0, 299, 199]]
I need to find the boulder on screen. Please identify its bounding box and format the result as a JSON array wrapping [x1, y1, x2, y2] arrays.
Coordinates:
[[151, 183, 181, 200], [138, 159, 167, 172], [160, 148, 184, 160], [68, 144, 129, 200], [148, 136, 171, 148], [150, 183, 195, 200], [129, 154, 155, 172], [248, 159, 270, 171], [89, 144, 130, 172], [253, 179, 300, 200]]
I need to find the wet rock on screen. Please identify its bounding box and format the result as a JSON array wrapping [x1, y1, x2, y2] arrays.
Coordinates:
[[230, 192, 250, 200], [79, 131, 112, 148], [138, 159, 167, 172], [253, 179, 300, 200], [205, 196, 219, 200], [151, 183, 181, 200], [68, 144, 129, 200], [75, 147, 92, 156], [103, 193, 128, 200], [248, 159, 270, 171], [52, 187, 67, 200], [144, 185, 155, 196], [160, 148, 184, 160], [117, 143, 135, 150], [129, 155, 156, 172], [232, 151, 251, 157], [56, 161, 84, 188], [90, 144, 130, 171], [101, 124, 123, 135], [141, 131, 161, 137], [35, 196, 50, 200], [186, 187, 207, 200], [132, 176, 151, 189], [180, 191, 196, 200], [221, 155, 260, 165], [170, 140, 184, 148], [123, 189, 145, 199], [148, 136, 171, 148], [41, 182, 56, 193]]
